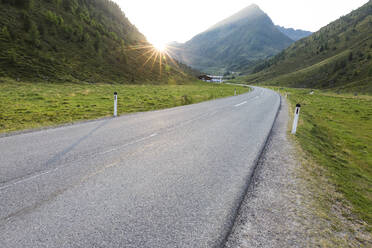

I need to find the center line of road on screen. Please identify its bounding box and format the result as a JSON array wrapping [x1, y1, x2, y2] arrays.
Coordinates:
[[234, 101, 247, 107]]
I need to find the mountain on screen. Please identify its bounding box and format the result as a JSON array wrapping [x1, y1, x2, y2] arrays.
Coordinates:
[[276, 26, 312, 41], [0, 0, 191, 83], [167, 4, 294, 74], [246, 1, 372, 93]]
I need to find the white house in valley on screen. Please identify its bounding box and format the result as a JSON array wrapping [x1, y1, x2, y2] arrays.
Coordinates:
[[199, 75, 223, 83]]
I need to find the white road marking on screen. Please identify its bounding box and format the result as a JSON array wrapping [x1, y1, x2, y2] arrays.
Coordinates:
[[234, 101, 247, 107], [0, 108, 226, 192], [0, 88, 260, 192], [99, 133, 158, 155], [0, 133, 159, 192], [0, 168, 59, 191]]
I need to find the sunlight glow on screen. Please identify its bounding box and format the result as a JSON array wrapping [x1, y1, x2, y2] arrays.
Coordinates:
[[124, 41, 185, 78], [152, 42, 167, 52]]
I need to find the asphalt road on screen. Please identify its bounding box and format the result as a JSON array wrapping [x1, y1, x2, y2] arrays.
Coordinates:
[[0, 86, 280, 248]]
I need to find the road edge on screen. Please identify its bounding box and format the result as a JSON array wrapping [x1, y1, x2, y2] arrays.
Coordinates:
[[219, 88, 282, 247]]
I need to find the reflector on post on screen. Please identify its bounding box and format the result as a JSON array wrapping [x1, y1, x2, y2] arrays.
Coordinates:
[[291, 104, 301, 134], [114, 92, 118, 117]]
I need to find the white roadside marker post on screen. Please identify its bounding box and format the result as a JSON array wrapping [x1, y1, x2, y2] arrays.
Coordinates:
[[291, 104, 301, 134], [234, 88, 237, 96], [114, 92, 118, 117]]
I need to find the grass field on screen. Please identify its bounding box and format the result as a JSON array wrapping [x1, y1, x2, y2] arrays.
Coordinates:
[[0, 78, 249, 133], [274, 87, 372, 231]]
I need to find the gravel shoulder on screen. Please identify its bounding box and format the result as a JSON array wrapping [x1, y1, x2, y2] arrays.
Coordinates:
[[224, 96, 372, 247]]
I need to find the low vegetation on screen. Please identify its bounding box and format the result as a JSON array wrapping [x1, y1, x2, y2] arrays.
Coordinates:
[[0, 78, 250, 133], [276, 87, 371, 232]]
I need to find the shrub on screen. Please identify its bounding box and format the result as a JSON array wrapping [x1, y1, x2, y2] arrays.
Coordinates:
[[29, 21, 40, 47], [0, 26, 11, 41], [44, 10, 62, 26]]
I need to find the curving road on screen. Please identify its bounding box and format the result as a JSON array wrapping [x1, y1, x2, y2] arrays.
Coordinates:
[[0, 87, 280, 248]]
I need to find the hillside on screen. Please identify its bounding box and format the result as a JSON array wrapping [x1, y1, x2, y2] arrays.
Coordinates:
[[245, 1, 372, 93], [0, 0, 191, 84], [167, 4, 294, 74], [275, 25, 312, 41]]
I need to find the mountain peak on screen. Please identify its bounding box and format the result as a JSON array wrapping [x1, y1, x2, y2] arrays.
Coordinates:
[[245, 3, 261, 11], [208, 4, 267, 31], [169, 4, 293, 74]]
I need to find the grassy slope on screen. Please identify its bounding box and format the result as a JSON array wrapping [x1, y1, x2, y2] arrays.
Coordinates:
[[244, 1, 372, 94], [0, 0, 192, 83], [0, 78, 250, 133], [276, 87, 371, 231]]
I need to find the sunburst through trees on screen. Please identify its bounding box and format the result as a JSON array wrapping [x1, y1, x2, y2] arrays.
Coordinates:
[[125, 43, 186, 78]]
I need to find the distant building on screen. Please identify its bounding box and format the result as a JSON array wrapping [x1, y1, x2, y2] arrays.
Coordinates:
[[198, 75, 212, 82], [198, 75, 223, 83], [210, 75, 223, 83]]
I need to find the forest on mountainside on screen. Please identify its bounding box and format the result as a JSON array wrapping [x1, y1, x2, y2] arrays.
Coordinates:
[[0, 0, 193, 84]]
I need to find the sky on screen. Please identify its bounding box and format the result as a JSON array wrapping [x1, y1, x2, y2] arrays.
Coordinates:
[[114, 0, 369, 48]]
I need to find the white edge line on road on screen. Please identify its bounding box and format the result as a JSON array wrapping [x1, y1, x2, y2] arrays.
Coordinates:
[[0, 168, 59, 191], [234, 101, 247, 107], [0, 133, 159, 192]]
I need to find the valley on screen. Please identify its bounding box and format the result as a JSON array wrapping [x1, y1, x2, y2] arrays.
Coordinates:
[[0, 0, 371, 247]]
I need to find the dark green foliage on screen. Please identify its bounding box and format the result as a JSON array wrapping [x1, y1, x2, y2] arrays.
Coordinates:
[[349, 52, 353, 61], [0, 0, 190, 83], [62, 0, 77, 13], [0, 26, 11, 40], [246, 1, 372, 94], [28, 21, 40, 46], [2, 0, 34, 9], [16, 0, 34, 9], [169, 4, 294, 74]]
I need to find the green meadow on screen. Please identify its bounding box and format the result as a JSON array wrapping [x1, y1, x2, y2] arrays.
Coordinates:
[[277, 87, 371, 231], [0, 78, 249, 133]]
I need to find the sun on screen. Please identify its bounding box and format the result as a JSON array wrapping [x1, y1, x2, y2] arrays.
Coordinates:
[[153, 41, 167, 52]]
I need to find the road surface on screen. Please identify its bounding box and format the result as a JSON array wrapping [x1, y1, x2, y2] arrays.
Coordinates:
[[0, 87, 280, 248]]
